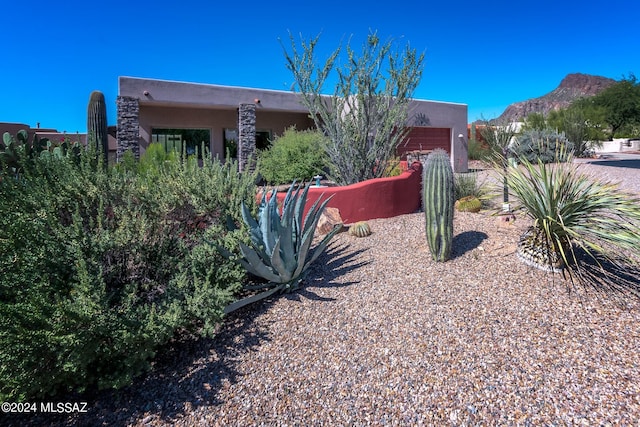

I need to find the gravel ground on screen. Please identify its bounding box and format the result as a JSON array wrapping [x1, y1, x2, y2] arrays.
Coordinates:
[[5, 158, 640, 426]]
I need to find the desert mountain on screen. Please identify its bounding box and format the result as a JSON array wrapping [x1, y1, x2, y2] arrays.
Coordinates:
[[495, 73, 616, 123]]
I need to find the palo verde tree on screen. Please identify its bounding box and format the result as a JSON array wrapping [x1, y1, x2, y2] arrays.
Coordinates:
[[585, 74, 640, 140], [281, 31, 424, 185]]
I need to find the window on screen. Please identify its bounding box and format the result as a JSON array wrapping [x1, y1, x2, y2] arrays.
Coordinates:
[[224, 128, 238, 159], [151, 128, 210, 159], [223, 129, 272, 159], [256, 130, 272, 151]]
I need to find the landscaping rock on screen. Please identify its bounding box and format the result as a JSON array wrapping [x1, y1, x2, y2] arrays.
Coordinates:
[[316, 207, 344, 235]]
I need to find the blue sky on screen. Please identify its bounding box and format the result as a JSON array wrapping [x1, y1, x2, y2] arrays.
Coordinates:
[[2, 0, 639, 133]]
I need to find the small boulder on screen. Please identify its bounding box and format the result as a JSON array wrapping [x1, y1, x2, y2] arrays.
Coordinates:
[[316, 207, 344, 235]]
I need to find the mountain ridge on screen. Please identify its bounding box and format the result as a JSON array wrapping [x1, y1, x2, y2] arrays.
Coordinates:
[[494, 73, 617, 123]]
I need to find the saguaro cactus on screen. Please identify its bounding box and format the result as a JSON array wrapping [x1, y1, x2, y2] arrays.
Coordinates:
[[87, 90, 109, 165], [423, 149, 454, 262]]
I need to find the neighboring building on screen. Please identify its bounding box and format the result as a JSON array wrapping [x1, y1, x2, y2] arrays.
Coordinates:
[[0, 122, 86, 145], [116, 76, 469, 172], [0, 122, 118, 163]]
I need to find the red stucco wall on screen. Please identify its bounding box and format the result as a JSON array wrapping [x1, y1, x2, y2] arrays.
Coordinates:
[[262, 161, 423, 224]]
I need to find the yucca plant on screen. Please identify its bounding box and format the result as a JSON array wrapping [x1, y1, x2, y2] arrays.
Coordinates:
[[220, 182, 342, 313], [503, 150, 640, 296]]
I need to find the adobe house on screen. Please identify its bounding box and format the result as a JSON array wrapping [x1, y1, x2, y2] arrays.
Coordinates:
[[0, 122, 119, 163], [116, 76, 468, 172]]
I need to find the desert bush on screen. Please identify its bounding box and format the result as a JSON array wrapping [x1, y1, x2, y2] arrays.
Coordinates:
[[512, 129, 574, 163], [283, 31, 424, 185], [454, 171, 488, 201], [257, 127, 328, 185], [0, 144, 255, 401], [467, 139, 490, 161], [137, 142, 179, 176], [503, 148, 640, 295]]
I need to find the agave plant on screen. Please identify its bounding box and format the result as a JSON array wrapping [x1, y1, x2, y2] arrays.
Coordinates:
[[503, 150, 640, 295], [221, 182, 342, 313]]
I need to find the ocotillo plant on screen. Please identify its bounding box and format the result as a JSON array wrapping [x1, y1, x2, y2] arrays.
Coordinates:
[[87, 90, 109, 165], [423, 149, 454, 261]]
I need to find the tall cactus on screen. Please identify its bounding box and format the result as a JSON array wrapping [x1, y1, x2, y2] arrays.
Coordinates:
[[87, 90, 109, 165], [423, 148, 454, 262]]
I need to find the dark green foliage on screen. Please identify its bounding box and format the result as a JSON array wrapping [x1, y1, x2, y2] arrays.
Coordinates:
[[524, 110, 601, 157], [87, 90, 109, 165], [0, 145, 255, 401], [521, 112, 547, 131], [589, 75, 640, 140], [512, 129, 574, 163], [423, 149, 454, 262], [257, 127, 328, 185]]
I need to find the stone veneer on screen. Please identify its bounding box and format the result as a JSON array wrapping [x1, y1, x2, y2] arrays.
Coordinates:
[[238, 103, 256, 173], [116, 96, 140, 161]]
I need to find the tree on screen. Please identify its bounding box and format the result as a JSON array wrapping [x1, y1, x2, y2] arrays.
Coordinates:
[[590, 75, 640, 140], [561, 107, 590, 156], [522, 112, 546, 131], [281, 31, 424, 185]]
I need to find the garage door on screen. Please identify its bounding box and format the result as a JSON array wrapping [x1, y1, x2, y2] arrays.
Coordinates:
[[397, 127, 451, 159]]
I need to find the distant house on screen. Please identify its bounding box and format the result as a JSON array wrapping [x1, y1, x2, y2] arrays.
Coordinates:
[[0, 122, 118, 163], [0, 122, 85, 145], [116, 76, 469, 172]]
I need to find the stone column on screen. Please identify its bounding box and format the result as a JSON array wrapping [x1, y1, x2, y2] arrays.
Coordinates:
[[238, 103, 256, 173], [116, 96, 140, 161]]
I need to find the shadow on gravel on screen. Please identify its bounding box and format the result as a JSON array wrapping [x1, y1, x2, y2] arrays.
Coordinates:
[[6, 242, 366, 427], [451, 230, 489, 259], [586, 159, 640, 169], [566, 247, 640, 303], [292, 242, 370, 302]]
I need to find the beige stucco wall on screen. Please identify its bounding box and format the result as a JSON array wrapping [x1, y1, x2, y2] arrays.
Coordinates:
[[407, 100, 468, 172], [255, 110, 315, 138], [139, 105, 313, 158], [119, 77, 468, 171]]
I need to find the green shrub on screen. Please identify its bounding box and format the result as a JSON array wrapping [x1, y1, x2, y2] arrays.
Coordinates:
[[137, 142, 178, 175], [0, 144, 255, 401], [512, 129, 574, 163], [454, 171, 488, 201], [257, 127, 328, 184], [467, 139, 490, 161]]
